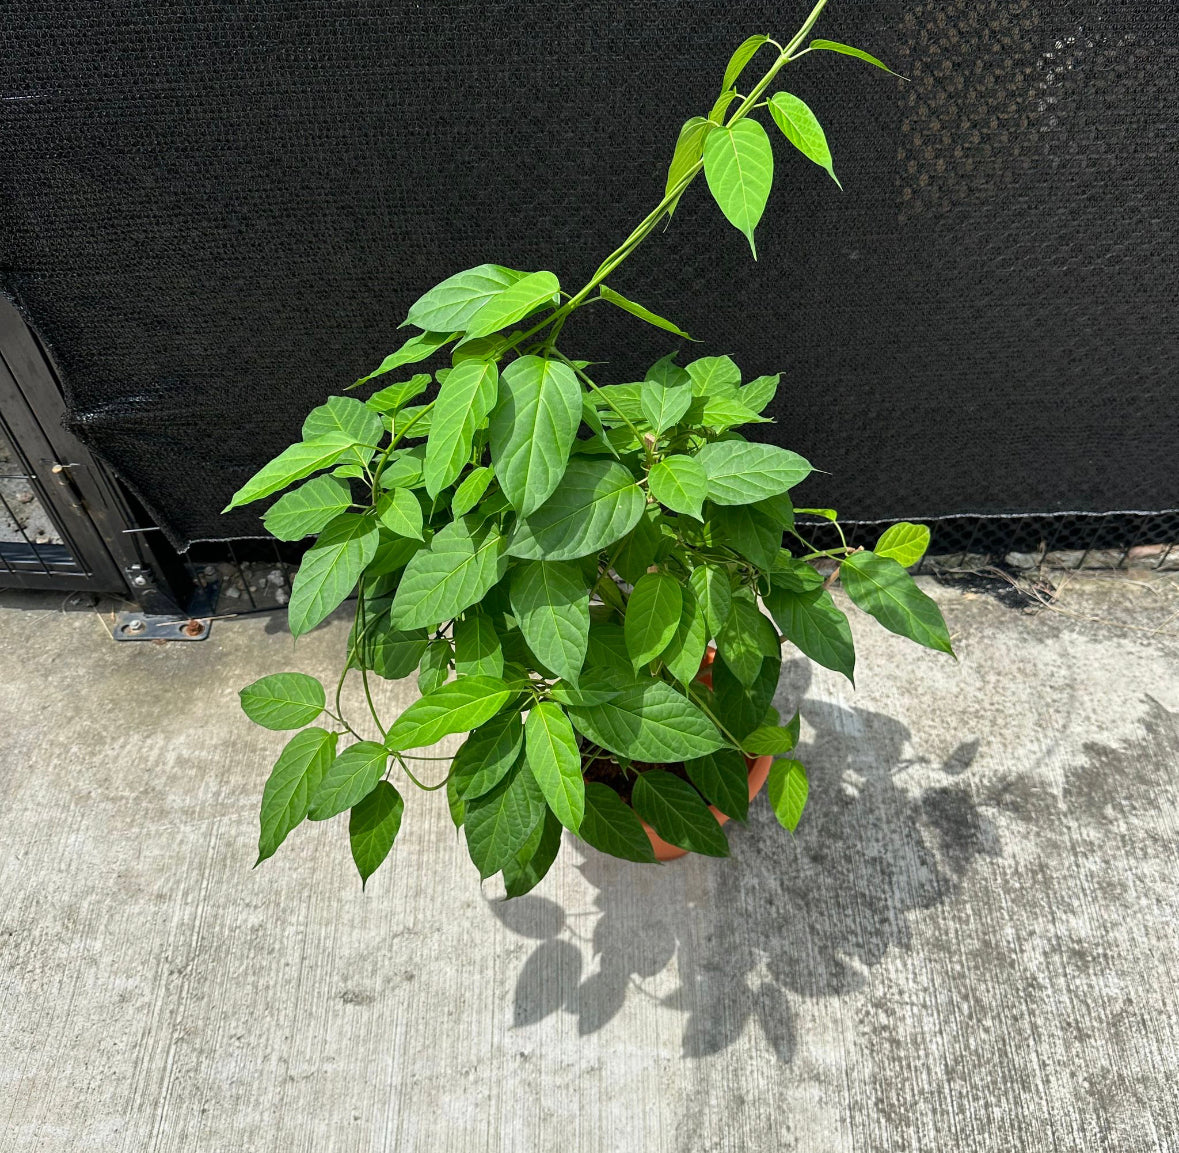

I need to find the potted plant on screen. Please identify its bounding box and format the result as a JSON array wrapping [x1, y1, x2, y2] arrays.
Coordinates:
[[225, 0, 952, 894]]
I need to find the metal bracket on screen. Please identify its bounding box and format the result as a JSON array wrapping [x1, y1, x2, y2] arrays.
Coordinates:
[[113, 580, 219, 642]]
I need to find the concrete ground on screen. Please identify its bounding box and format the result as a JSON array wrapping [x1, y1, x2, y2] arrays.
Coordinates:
[[1, 569, 1177, 1153]]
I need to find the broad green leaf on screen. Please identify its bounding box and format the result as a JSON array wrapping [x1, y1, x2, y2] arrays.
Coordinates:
[[510, 561, 590, 684], [464, 759, 547, 879], [452, 466, 495, 517], [364, 373, 431, 414], [566, 677, 725, 762], [578, 782, 656, 863], [625, 572, 683, 669], [375, 487, 424, 541], [687, 355, 742, 397], [741, 725, 797, 756], [288, 514, 379, 638], [353, 331, 455, 388], [768, 91, 840, 188], [453, 610, 504, 677], [753, 492, 795, 530], [809, 39, 904, 77], [683, 394, 767, 432], [770, 553, 825, 593], [525, 703, 585, 832], [665, 116, 714, 211], [302, 395, 384, 450], [713, 649, 781, 740], [349, 780, 405, 887], [406, 264, 529, 332], [722, 33, 770, 92], [648, 456, 707, 519], [223, 433, 358, 511], [263, 474, 353, 542], [640, 375, 693, 435], [840, 552, 954, 654], [490, 355, 582, 515], [717, 597, 780, 687], [874, 522, 931, 568], [452, 331, 513, 364], [353, 612, 428, 681], [392, 404, 433, 440], [740, 373, 779, 414], [662, 584, 708, 685], [708, 90, 740, 125], [684, 747, 750, 821], [646, 352, 692, 392], [239, 671, 326, 730], [446, 772, 465, 829], [709, 504, 782, 571], [585, 621, 632, 676], [632, 771, 729, 857], [688, 565, 732, 638], [257, 727, 338, 863], [702, 119, 774, 258], [548, 681, 621, 707], [502, 807, 563, 897], [695, 441, 812, 504], [465, 271, 560, 339], [366, 532, 424, 579], [308, 741, 388, 821], [385, 675, 512, 751], [766, 586, 856, 681], [424, 359, 498, 497], [390, 517, 506, 630], [376, 447, 425, 490], [768, 759, 808, 832], [508, 458, 646, 562], [600, 284, 695, 341], [611, 507, 663, 585], [452, 710, 524, 800]]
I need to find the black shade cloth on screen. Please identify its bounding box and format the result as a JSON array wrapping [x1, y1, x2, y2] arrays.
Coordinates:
[[2, 0, 1176, 547]]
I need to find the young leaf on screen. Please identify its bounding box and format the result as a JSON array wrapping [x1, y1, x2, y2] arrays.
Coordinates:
[[702, 120, 774, 258], [510, 560, 590, 685], [665, 116, 714, 211], [808, 39, 905, 78], [632, 771, 729, 857], [768, 92, 841, 188], [684, 747, 750, 821], [302, 395, 384, 450], [694, 441, 812, 504], [405, 264, 529, 332], [417, 638, 452, 694], [464, 271, 560, 339], [874, 522, 931, 568], [765, 586, 856, 682], [840, 552, 954, 654], [384, 675, 512, 751], [489, 355, 582, 516], [708, 90, 740, 125], [452, 466, 495, 517], [662, 583, 708, 685], [502, 808, 563, 897], [353, 331, 455, 389], [649, 456, 708, 519], [688, 564, 733, 638], [578, 782, 656, 863], [263, 474, 353, 542], [716, 598, 780, 687], [452, 710, 524, 800], [508, 458, 646, 562], [600, 285, 696, 341], [349, 780, 405, 887], [454, 610, 505, 677], [307, 741, 389, 821], [424, 359, 498, 497], [257, 727, 338, 863], [464, 758, 547, 879], [525, 702, 585, 832], [375, 488, 424, 541], [768, 759, 808, 832], [687, 355, 742, 397], [625, 572, 683, 670], [239, 671, 326, 730], [288, 514, 380, 639], [364, 373, 431, 414], [721, 33, 770, 93], [390, 517, 506, 630], [223, 433, 359, 512]]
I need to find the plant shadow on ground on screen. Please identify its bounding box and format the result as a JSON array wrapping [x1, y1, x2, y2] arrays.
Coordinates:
[[490, 660, 999, 1060]]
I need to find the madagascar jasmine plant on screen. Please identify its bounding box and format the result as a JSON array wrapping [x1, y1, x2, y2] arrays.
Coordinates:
[[226, 0, 952, 893]]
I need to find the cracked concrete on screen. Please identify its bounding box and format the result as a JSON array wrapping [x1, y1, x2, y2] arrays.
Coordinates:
[[1, 571, 1177, 1152]]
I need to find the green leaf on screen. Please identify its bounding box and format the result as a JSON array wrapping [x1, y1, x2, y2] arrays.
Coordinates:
[[353, 332, 455, 389], [874, 522, 931, 568], [375, 487, 424, 541], [376, 447, 425, 490], [713, 649, 781, 740], [646, 352, 692, 392], [665, 116, 714, 212], [708, 90, 740, 125], [770, 553, 825, 593], [740, 373, 779, 414], [446, 772, 465, 829], [508, 458, 646, 562], [348, 780, 405, 887], [465, 271, 560, 339], [624, 572, 683, 669], [709, 505, 782, 571], [502, 807, 563, 897], [239, 671, 326, 730], [366, 533, 424, 581], [308, 741, 388, 821], [385, 675, 512, 751], [578, 782, 656, 863], [688, 564, 733, 638], [662, 583, 708, 685], [768, 91, 841, 188], [809, 39, 905, 78], [302, 395, 384, 450], [687, 355, 742, 397], [611, 507, 663, 585], [352, 611, 428, 681], [840, 552, 954, 655], [406, 264, 529, 332], [223, 433, 358, 511], [454, 610, 504, 677], [490, 355, 582, 516], [684, 747, 749, 821], [287, 513, 379, 639], [695, 441, 812, 504], [753, 493, 795, 531], [683, 394, 767, 433], [392, 404, 433, 440], [452, 466, 495, 517], [510, 561, 590, 684], [768, 759, 808, 832], [765, 586, 856, 681], [464, 758, 547, 879], [263, 474, 353, 542], [722, 33, 770, 91], [585, 621, 632, 676], [716, 597, 780, 687], [741, 725, 797, 756], [566, 676, 725, 762], [525, 703, 585, 832], [452, 332, 513, 364], [364, 373, 431, 414], [452, 710, 524, 800], [600, 284, 695, 341], [549, 681, 621, 707], [390, 517, 506, 630], [632, 772, 729, 857], [702, 119, 774, 258], [423, 359, 498, 497], [257, 727, 338, 863], [648, 456, 707, 519], [640, 374, 693, 435]]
